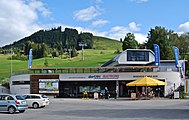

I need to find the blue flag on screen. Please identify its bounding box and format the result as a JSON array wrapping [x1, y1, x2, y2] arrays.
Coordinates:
[[28, 49, 32, 69], [153, 44, 160, 66], [181, 60, 185, 79], [173, 46, 180, 68]]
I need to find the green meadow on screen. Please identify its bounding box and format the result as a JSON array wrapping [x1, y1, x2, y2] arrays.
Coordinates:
[[0, 37, 122, 83]]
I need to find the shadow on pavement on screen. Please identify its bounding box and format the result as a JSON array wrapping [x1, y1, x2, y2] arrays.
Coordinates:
[[47, 109, 189, 119]]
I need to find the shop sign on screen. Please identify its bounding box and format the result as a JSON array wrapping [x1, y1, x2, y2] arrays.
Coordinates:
[[68, 77, 86, 79], [88, 74, 119, 79], [133, 75, 158, 78]]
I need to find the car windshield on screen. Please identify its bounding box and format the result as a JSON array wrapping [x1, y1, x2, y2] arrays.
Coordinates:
[[42, 95, 48, 98], [16, 95, 25, 100]]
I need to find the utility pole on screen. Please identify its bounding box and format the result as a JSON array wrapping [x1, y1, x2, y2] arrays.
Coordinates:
[[68, 49, 72, 59], [10, 48, 13, 76], [79, 42, 87, 61]]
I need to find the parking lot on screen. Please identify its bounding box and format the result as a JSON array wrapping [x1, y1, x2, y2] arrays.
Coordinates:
[[0, 98, 189, 120]]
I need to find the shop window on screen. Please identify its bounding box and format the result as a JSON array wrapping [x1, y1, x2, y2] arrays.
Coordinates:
[[127, 51, 149, 61], [79, 86, 100, 92], [12, 81, 30, 85]]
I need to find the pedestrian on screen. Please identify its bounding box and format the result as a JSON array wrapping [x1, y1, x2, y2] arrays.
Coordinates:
[[170, 89, 174, 99], [114, 89, 117, 99], [105, 87, 109, 99], [156, 87, 161, 97]]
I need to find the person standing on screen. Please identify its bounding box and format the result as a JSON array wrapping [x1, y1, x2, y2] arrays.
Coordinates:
[[114, 89, 118, 99], [105, 87, 109, 99]]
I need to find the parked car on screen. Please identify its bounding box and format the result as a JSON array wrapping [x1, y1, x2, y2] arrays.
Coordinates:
[[0, 94, 28, 114], [22, 94, 50, 109]]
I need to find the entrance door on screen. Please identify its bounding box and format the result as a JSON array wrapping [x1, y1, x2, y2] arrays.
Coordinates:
[[119, 81, 127, 97]]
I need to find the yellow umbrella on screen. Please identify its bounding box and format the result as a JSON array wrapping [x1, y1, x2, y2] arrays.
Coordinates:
[[126, 76, 167, 98], [126, 76, 167, 86]]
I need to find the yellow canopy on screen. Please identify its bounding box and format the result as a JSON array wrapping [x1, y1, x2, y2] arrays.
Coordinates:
[[126, 76, 167, 86]]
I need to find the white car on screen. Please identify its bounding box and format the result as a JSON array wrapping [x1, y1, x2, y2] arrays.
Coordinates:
[[22, 94, 49, 109]]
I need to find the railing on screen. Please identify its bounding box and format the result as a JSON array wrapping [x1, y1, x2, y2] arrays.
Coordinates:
[[12, 66, 159, 75]]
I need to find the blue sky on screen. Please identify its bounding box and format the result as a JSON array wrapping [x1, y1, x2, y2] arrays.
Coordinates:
[[0, 0, 189, 47]]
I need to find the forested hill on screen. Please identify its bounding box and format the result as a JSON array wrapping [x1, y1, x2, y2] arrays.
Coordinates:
[[2, 26, 93, 51], [1, 26, 120, 58]]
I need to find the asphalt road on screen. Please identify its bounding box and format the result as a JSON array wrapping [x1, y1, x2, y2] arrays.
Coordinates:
[[0, 98, 189, 120]]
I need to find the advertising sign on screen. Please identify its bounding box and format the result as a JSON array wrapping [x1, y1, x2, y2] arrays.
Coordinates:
[[39, 79, 59, 93], [180, 60, 185, 79], [28, 49, 32, 69], [153, 44, 160, 66], [173, 46, 180, 68], [88, 74, 119, 79]]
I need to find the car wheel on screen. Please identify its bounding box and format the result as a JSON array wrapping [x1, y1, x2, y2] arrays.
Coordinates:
[[33, 103, 39, 109], [8, 106, 16, 114], [19, 110, 25, 113]]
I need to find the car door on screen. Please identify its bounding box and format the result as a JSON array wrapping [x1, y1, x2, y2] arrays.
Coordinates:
[[0, 95, 9, 111], [24, 95, 32, 107], [30, 95, 42, 107], [6, 95, 15, 105]]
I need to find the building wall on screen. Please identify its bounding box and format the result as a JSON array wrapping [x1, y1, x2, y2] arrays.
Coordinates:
[[10, 71, 181, 96], [0, 85, 9, 94], [160, 62, 178, 72], [10, 74, 30, 94], [118, 50, 155, 65], [59, 71, 181, 96]]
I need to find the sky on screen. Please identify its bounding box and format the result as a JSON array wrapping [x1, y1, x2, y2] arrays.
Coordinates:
[[1, 0, 189, 47]]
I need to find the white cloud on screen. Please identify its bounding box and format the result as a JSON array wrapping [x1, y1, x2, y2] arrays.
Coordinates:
[[41, 23, 108, 38], [45, 23, 147, 44], [130, 0, 148, 3], [0, 0, 50, 47], [178, 22, 189, 34], [134, 33, 147, 44], [51, 22, 141, 43], [128, 22, 140, 31], [74, 26, 108, 37], [91, 22, 146, 43], [28, 0, 51, 17], [107, 28, 147, 43], [0, 0, 146, 47], [73, 6, 102, 22], [108, 26, 130, 39], [102, 22, 146, 43], [92, 19, 109, 27]]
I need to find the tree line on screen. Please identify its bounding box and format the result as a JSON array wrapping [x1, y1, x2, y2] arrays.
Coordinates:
[[122, 26, 189, 60], [1, 27, 93, 59], [1, 26, 189, 61]]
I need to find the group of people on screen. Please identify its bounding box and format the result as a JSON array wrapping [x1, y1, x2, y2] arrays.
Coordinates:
[[136, 87, 162, 99], [99, 87, 118, 99]]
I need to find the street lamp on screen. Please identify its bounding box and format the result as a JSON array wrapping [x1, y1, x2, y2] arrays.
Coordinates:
[[10, 48, 13, 76]]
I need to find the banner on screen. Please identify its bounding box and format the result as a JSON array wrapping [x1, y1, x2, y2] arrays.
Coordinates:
[[180, 60, 185, 79], [153, 44, 160, 66], [28, 49, 32, 69], [173, 46, 180, 68]]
